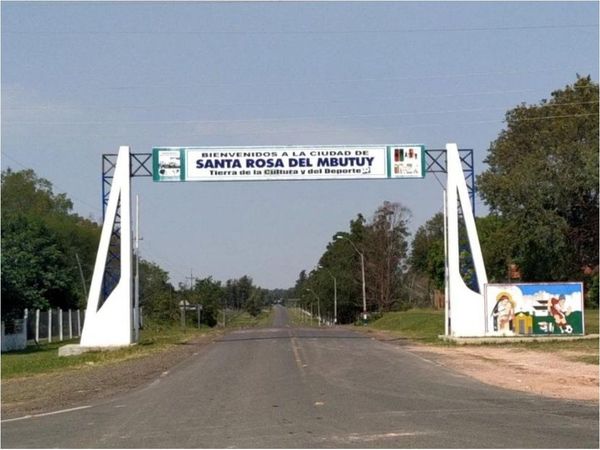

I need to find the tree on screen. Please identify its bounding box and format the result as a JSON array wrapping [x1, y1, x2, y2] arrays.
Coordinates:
[[1, 169, 73, 218], [264, 287, 293, 305], [139, 260, 177, 322], [363, 201, 411, 312], [1, 169, 101, 318], [475, 215, 517, 283], [245, 288, 265, 317], [409, 213, 518, 303], [410, 212, 445, 305], [1, 216, 72, 319], [224, 275, 254, 310], [293, 270, 308, 299], [302, 202, 411, 322], [477, 75, 599, 281], [193, 277, 224, 326], [314, 215, 367, 322]]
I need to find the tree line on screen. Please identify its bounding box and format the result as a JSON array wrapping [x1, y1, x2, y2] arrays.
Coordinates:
[[0, 170, 273, 324], [291, 201, 411, 323], [291, 76, 599, 321], [134, 265, 272, 327], [1, 169, 100, 321]]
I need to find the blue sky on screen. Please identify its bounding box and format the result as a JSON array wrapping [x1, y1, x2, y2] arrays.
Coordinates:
[[519, 283, 584, 297], [2, 1, 598, 288]]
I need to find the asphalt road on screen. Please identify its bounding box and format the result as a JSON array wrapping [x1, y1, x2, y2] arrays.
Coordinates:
[[2, 306, 598, 448]]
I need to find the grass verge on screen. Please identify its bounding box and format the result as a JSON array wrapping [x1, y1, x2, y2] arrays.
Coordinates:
[[366, 308, 599, 364], [223, 307, 274, 328], [1, 308, 278, 380], [368, 309, 445, 343], [287, 307, 317, 327], [1, 323, 215, 380], [584, 309, 599, 334]]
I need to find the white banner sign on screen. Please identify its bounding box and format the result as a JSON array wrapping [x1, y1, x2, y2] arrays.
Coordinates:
[[153, 145, 425, 182]]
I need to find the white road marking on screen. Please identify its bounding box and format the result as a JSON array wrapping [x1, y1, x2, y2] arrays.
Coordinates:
[[2, 405, 92, 423], [290, 337, 305, 375], [148, 379, 161, 388], [326, 430, 431, 444], [346, 431, 428, 442]]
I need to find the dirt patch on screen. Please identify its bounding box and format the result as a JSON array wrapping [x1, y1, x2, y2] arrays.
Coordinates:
[[1, 332, 220, 419], [369, 329, 599, 403]]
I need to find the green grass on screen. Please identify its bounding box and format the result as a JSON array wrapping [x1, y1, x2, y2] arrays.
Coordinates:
[[366, 307, 599, 364], [368, 309, 445, 343], [367, 308, 598, 341], [584, 309, 598, 334], [0, 308, 277, 380], [570, 354, 599, 365], [287, 307, 318, 327], [1, 324, 211, 380], [224, 308, 274, 328]]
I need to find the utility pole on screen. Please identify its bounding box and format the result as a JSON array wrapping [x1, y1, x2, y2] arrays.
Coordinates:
[[134, 195, 141, 342], [319, 265, 337, 325], [335, 234, 367, 321], [184, 269, 195, 328], [186, 269, 195, 290], [75, 253, 88, 301], [306, 289, 321, 326]]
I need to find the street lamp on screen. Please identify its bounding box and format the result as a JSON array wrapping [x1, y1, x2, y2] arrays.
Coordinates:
[[334, 234, 367, 320], [318, 265, 337, 325], [305, 288, 321, 326]]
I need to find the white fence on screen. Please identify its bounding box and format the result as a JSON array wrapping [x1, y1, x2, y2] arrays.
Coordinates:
[[1, 319, 27, 352], [1, 308, 85, 352]]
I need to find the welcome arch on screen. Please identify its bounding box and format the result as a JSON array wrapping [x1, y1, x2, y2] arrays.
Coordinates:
[[79, 143, 486, 348]]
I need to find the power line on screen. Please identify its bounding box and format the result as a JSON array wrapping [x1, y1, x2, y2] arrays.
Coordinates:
[[4, 101, 597, 126], [98, 68, 575, 90], [2, 88, 543, 112], [2, 68, 567, 94], [3, 111, 598, 140], [508, 112, 599, 122], [0, 152, 331, 286], [136, 249, 188, 282], [3, 24, 597, 35], [0, 152, 193, 284], [0, 151, 103, 216]]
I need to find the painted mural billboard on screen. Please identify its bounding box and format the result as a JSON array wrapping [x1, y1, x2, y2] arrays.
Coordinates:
[[485, 283, 584, 336]]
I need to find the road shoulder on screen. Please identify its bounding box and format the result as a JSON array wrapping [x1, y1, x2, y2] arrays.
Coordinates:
[[1, 332, 220, 419], [365, 328, 599, 403]]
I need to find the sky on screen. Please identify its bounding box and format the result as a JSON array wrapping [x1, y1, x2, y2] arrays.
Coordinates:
[[2, 1, 598, 289]]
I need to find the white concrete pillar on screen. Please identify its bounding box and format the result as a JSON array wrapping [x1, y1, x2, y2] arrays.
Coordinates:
[[48, 309, 52, 343], [59, 309, 63, 341], [445, 143, 488, 337], [35, 309, 40, 342], [80, 146, 133, 347]]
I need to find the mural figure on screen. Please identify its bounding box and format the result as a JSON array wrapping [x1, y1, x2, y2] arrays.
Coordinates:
[[548, 294, 573, 334], [491, 292, 515, 333]]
